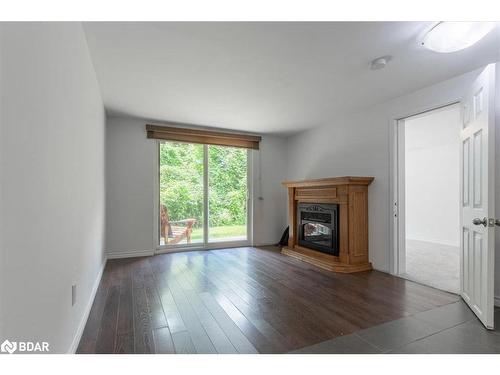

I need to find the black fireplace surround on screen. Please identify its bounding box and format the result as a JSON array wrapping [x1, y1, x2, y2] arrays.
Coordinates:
[[297, 203, 339, 256]]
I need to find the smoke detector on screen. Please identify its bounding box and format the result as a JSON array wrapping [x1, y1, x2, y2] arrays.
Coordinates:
[[370, 56, 392, 70]]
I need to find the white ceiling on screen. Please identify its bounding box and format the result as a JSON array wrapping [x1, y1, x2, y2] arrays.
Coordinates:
[[83, 22, 500, 136]]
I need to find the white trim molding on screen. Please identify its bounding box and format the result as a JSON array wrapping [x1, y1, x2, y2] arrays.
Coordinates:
[[253, 243, 278, 248], [156, 241, 251, 255], [68, 257, 107, 353], [106, 249, 155, 259], [389, 100, 462, 276]]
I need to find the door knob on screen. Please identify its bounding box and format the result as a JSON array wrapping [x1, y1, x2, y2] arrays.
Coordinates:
[[472, 217, 488, 226]]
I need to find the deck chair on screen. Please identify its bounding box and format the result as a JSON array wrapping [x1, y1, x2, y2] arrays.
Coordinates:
[[160, 204, 197, 245]]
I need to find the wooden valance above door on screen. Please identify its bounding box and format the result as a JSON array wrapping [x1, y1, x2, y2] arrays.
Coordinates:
[[146, 124, 262, 150]]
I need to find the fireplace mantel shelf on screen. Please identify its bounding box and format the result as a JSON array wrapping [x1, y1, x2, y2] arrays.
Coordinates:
[[282, 176, 374, 188], [282, 176, 374, 273]]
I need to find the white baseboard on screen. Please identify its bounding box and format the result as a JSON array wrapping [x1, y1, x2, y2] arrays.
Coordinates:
[[68, 257, 107, 353], [108, 244, 272, 260], [254, 243, 279, 247], [106, 249, 155, 259], [495, 296, 500, 307], [156, 243, 251, 256]]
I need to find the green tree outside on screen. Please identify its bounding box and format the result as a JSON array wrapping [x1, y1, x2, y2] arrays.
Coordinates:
[[159, 141, 247, 240]]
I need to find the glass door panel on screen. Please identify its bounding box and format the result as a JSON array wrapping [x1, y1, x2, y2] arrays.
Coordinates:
[[159, 141, 204, 246], [208, 145, 248, 242]]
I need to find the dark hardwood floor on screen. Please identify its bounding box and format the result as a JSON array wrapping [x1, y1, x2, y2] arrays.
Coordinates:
[[77, 246, 459, 354]]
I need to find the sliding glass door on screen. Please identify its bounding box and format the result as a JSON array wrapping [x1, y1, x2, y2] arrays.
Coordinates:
[[208, 145, 248, 242], [159, 142, 204, 246], [158, 141, 249, 248]]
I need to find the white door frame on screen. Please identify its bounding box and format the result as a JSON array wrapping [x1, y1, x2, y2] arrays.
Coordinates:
[[389, 101, 460, 276], [154, 140, 253, 254]]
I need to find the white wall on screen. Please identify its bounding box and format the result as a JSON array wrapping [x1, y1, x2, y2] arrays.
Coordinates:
[[404, 104, 461, 246], [251, 135, 288, 246], [105, 116, 287, 258], [105, 117, 156, 257], [0, 23, 106, 353]]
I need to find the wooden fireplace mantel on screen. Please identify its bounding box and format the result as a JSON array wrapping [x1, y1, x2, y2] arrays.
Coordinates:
[[282, 176, 374, 273]]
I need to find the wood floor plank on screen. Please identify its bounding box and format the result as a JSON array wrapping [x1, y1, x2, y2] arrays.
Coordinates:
[[117, 267, 133, 325], [212, 291, 284, 353], [95, 285, 120, 353], [132, 272, 155, 354], [211, 284, 293, 352], [78, 247, 459, 354], [197, 258, 309, 346], [115, 332, 134, 354], [167, 274, 217, 354], [192, 256, 311, 350], [153, 327, 175, 354], [155, 276, 187, 334], [210, 251, 343, 343], [216, 276, 337, 346], [199, 292, 258, 354], [171, 331, 197, 354], [175, 269, 237, 353], [226, 249, 416, 329], [238, 252, 381, 328], [144, 273, 168, 329], [184, 289, 238, 354], [180, 254, 290, 352]]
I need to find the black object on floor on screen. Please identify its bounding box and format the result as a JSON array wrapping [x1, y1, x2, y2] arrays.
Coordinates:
[[278, 226, 289, 247]]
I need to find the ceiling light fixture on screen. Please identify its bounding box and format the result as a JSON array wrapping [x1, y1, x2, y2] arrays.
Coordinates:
[[421, 22, 496, 53]]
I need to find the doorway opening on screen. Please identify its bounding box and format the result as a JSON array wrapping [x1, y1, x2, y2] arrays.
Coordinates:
[[395, 103, 461, 293]]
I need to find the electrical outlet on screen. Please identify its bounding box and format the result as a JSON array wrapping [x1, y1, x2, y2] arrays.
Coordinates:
[[72, 284, 77, 306]]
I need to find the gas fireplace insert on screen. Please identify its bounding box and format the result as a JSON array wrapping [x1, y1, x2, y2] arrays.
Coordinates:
[[297, 203, 339, 256]]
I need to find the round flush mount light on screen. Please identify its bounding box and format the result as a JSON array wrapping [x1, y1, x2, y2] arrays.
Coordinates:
[[370, 55, 392, 70], [421, 22, 496, 53]]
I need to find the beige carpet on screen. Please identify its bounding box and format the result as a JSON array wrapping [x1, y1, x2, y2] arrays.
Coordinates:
[[401, 239, 460, 294]]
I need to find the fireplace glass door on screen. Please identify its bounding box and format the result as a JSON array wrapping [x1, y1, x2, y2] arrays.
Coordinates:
[[297, 203, 339, 255], [303, 222, 332, 247]]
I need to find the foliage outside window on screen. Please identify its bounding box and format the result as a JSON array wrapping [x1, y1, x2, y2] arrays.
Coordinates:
[[159, 141, 248, 242]]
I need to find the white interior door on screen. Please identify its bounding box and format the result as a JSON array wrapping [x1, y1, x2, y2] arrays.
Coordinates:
[[460, 64, 496, 329]]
